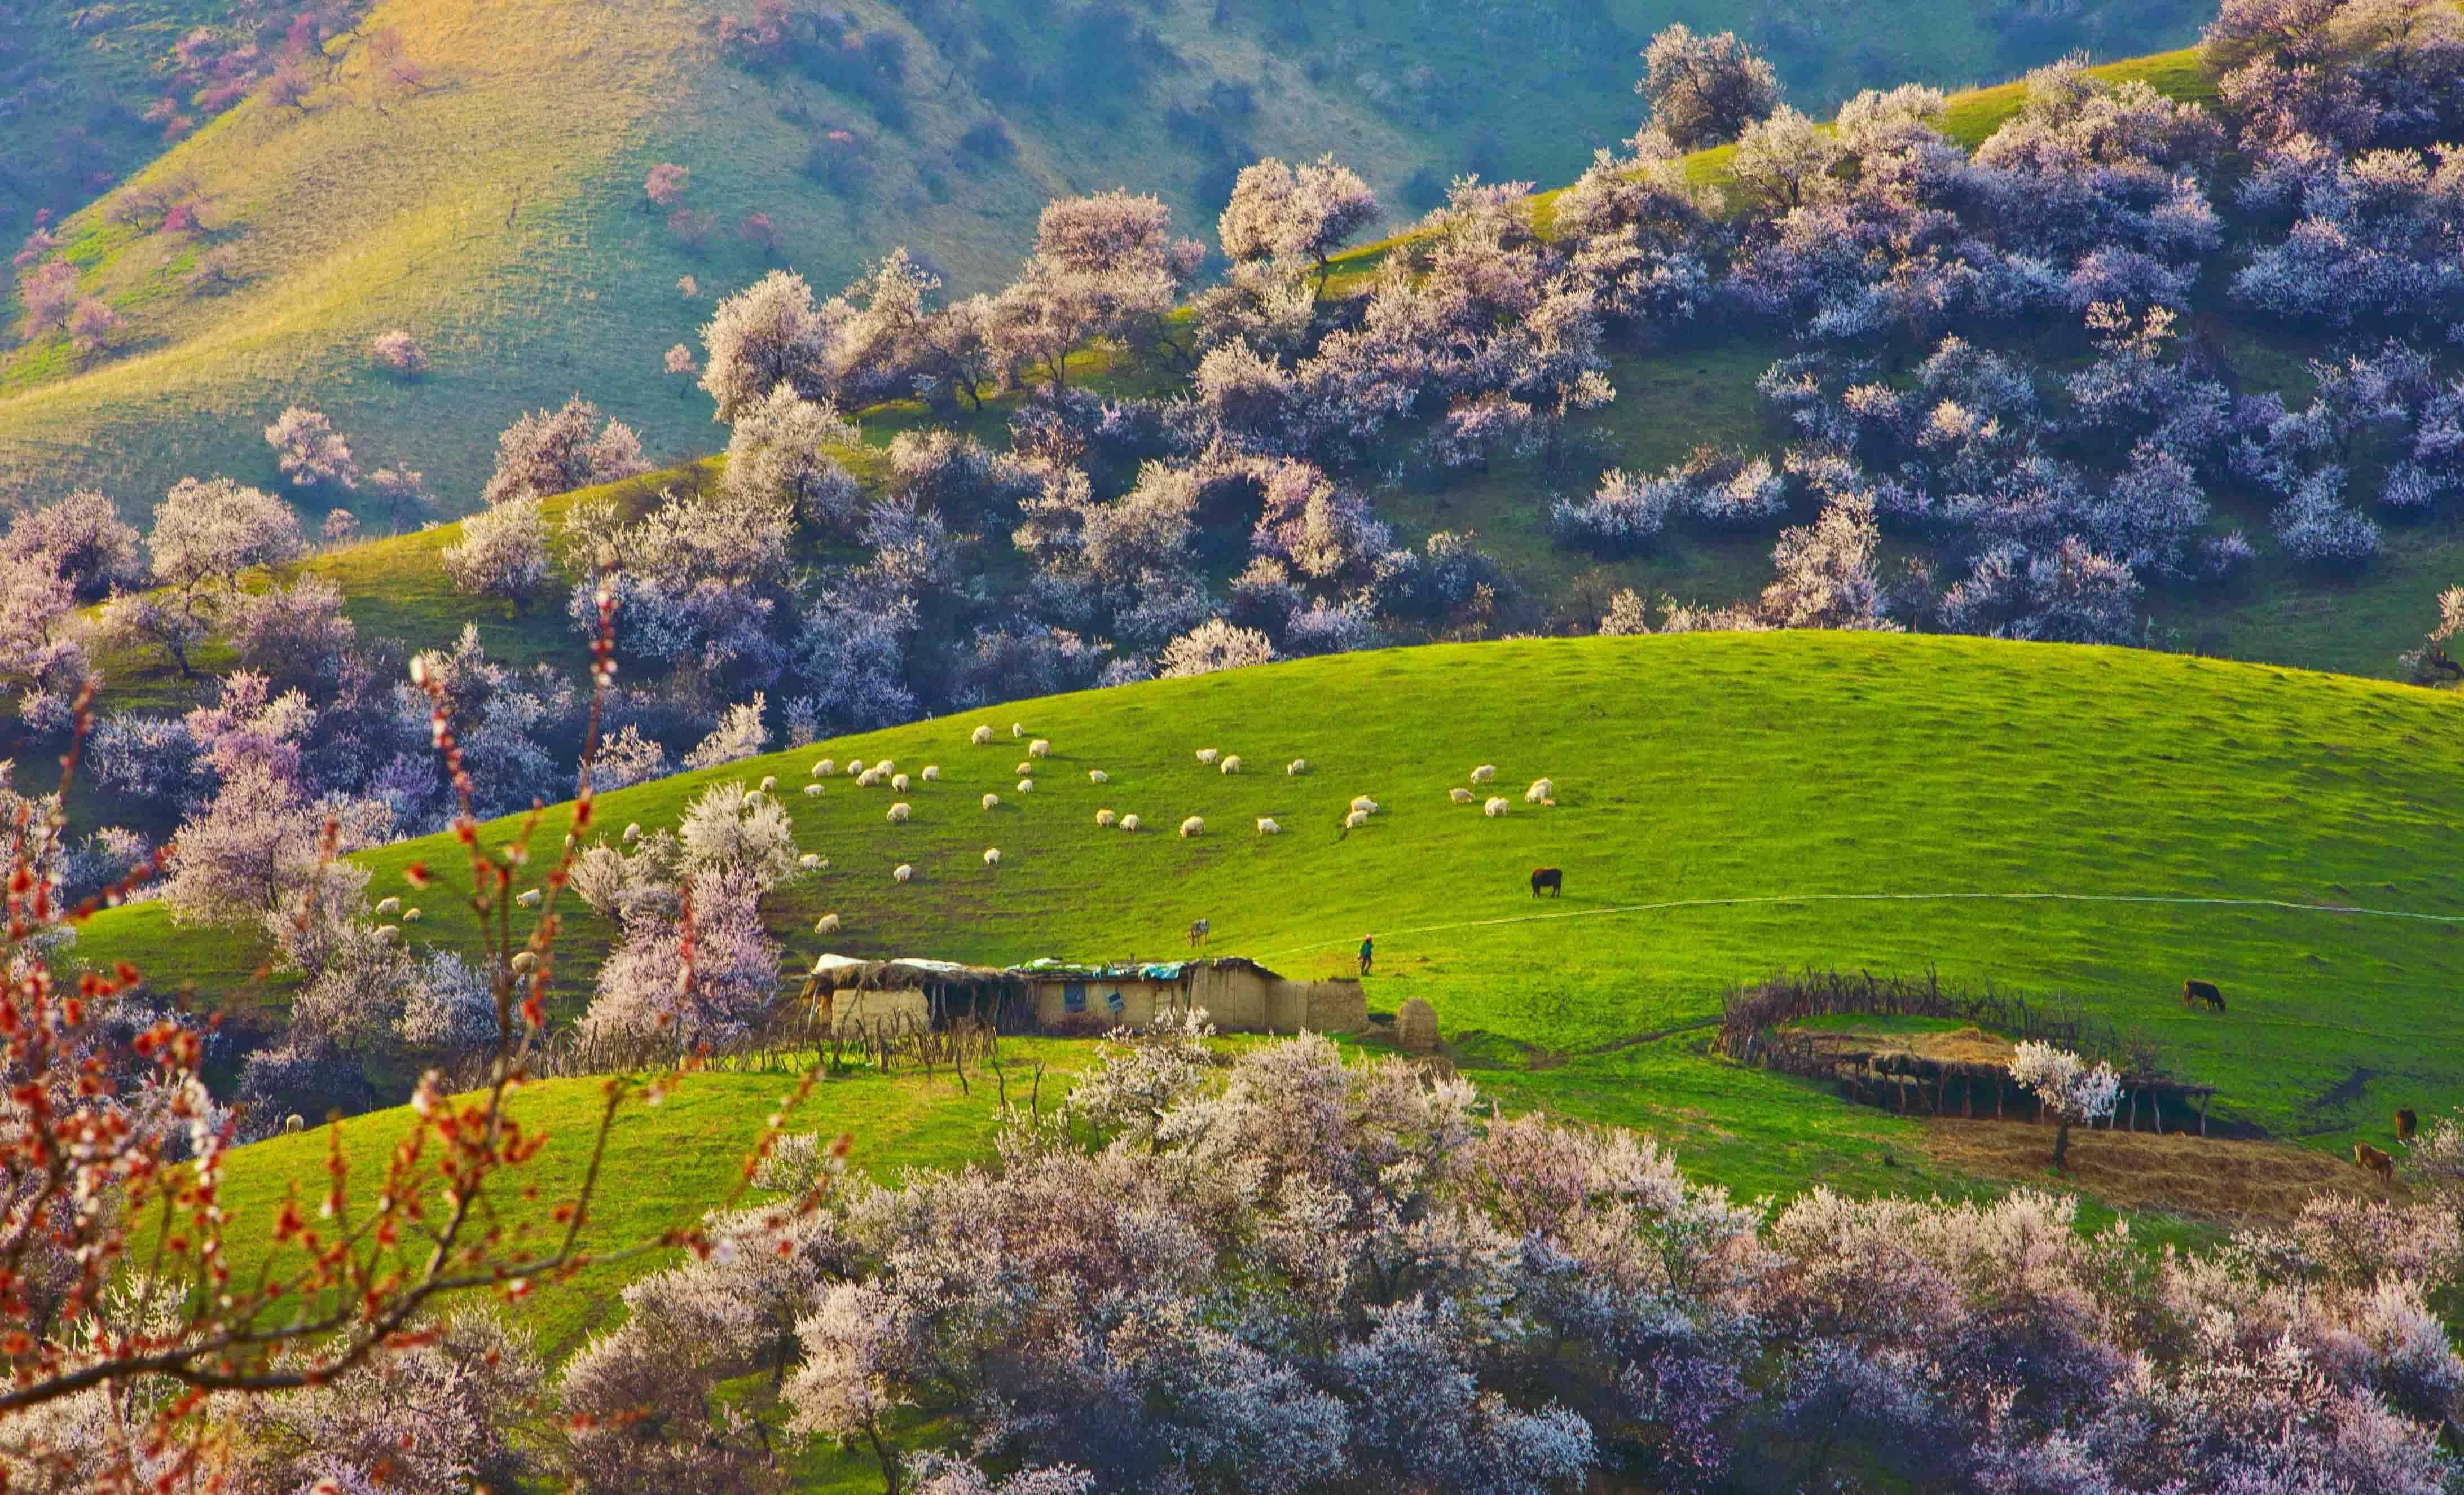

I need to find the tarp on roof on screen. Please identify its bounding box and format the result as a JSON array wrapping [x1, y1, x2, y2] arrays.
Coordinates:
[[1006, 956, 1281, 982], [807, 954, 1012, 989]]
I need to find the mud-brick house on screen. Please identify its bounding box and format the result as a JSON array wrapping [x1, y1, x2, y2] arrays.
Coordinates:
[[1007, 957, 1366, 1034]]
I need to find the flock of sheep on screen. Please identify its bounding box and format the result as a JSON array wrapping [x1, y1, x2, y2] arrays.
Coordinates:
[[787, 717, 1558, 936]]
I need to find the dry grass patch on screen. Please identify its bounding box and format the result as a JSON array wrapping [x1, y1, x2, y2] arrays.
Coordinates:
[[1922, 1119, 2390, 1226]]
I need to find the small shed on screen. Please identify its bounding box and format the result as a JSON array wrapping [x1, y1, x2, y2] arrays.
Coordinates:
[[1009, 956, 1366, 1034], [803, 955, 1027, 1036]]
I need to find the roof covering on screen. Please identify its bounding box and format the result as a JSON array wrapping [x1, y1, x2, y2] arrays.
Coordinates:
[[807, 954, 1013, 989], [1009, 956, 1281, 981]]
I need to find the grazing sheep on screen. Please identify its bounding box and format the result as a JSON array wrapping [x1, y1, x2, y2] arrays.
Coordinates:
[[1096, 808, 1117, 828], [402, 908, 422, 922], [892, 773, 910, 792], [1196, 748, 1220, 765], [803, 784, 824, 797], [511, 952, 539, 974], [815, 913, 841, 935], [887, 802, 911, 824], [1344, 809, 1371, 830], [1017, 779, 1035, 793], [971, 725, 995, 745], [876, 759, 894, 774], [893, 864, 914, 883], [1450, 787, 1475, 804], [982, 793, 1001, 810], [798, 853, 822, 868], [745, 789, 766, 806], [2355, 1142, 2395, 1182], [1256, 817, 1281, 835], [921, 765, 939, 781], [376, 896, 402, 917], [1220, 755, 1243, 775], [284, 1114, 305, 1135], [759, 775, 777, 793], [1525, 777, 1554, 804], [1484, 797, 1509, 817], [1350, 796, 1379, 815], [1017, 761, 1035, 776], [1187, 918, 1211, 946], [1011, 723, 1026, 738], [1287, 759, 1308, 776], [1470, 764, 1496, 784], [622, 823, 641, 842], [1088, 768, 1109, 784], [1120, 814, 1142, 832], [983, 848, 1002, 867], [1029, 738, 1051, 758], [515, 888, 543, 908], [848, 759, 867, 776], [1180, 816, 1204, 838], [374, 925, 401, 944], [1530, 867, 1563, 898], [812, 759, 836, 777]]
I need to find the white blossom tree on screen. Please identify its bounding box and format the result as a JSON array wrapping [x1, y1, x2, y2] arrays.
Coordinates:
[[2007, 1040, 2121, 1170]]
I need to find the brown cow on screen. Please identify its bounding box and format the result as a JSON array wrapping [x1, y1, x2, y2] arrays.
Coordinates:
[[2355, 1142, 2395, 1184], [2181, 979, 2225, 1012], [1530, 867, 1563, 899], [2397, 1107, 2419, 1141]]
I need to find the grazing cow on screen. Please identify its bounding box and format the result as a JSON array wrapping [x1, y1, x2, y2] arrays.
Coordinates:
[[2397, 1107, 2419, 1141], [1530, 867, 1563, 899], [2354, 1142, 2395, 1183], [2181, 979, 2225, 1012], [1187, 918, 1210, 947]]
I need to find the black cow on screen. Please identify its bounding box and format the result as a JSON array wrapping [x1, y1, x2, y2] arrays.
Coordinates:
[[1530, 867, 1563, 899], [2181, 979, 2225, 1012]]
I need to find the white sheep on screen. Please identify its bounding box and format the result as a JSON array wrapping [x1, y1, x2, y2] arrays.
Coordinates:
[[1484, 796, 1509, 817], [1095, 808, 1117, 828], [1220, 755, 1243, 775], [1180, 816, 1204, 838], [1195, 748, 1220, 765], [894, 864, 914, 883], [812, 758, 837, 777], [971, 725, 994, 746], [1017, 760, 1035, 776], [1088, 768, 1108, 784], [1470, 764, 1496, 784], [983, 847, 1002, 867], [921, 764, 940, 781], [798, 852, 822, 868], [1287, 759, 1308, 776], [1017, 779, 1035, 793], [982, 793, 1001, 810], [373, 925, 401, 944], [1256, 817, 1281, 835], [622, 823, 642, 843], [284, 1114, 304, 1135], [1344, 808, 1371, 830], [515, 888, 543, 908], [745, 789, 766, 806], [375, 896, 401, 917], [892, 773, 910, 792], [887, 802, 911, 824], [875, 759, 894, 775], [402, 907, 423, 922], [815, 913, 841, 935], [758, 775, 777, 793], [803, 784, 825, 797], [1011, 722, 1026, 738], [1120, 814, 1142, 833], [848, 758, 867, 776], [1450, 787, 1476, 804], [510, 952, 538, 974], [1525, 777, 1554, 804], [1350, 795, 1379, 815], [1028, 738, 1051, 758]]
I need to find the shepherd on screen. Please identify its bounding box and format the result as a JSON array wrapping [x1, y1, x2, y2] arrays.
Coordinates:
[[1358, 934, 1374, 977], [1530, 867, 1563, 899]]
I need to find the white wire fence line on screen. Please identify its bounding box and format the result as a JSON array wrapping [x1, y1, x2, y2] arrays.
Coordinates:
[[1255, 889, 2464, 962]]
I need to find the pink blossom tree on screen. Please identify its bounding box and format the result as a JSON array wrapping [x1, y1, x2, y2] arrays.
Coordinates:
[[371, 327, 428, 376], [263, 404, 360, 490]]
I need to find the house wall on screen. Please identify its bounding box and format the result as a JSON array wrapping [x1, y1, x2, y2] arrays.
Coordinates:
[[1028, 977, 1182, 1026], [829, 987, 930, 1037], [1190, 964, 1271, 1029]]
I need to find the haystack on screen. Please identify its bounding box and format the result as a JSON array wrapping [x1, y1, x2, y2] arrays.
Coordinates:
[[1396, 999, 1441, 1054]]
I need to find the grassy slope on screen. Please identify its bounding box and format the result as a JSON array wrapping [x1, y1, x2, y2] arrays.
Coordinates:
[[0, 0, 2205, 511], [89, 631, 2464, 1147]]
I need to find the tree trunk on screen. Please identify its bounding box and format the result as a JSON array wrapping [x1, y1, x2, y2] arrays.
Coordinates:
[[2052, 1119, 2072, 1172]]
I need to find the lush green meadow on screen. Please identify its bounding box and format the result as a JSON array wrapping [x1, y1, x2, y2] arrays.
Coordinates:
[[94, 631, 2464, 1147]]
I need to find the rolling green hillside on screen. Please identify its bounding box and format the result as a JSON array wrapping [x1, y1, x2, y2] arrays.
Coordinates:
[[87, 631, 2464, 1146], [0, 0, 2208, 509]]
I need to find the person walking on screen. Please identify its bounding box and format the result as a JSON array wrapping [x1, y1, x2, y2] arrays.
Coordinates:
[[1358, 933, 1374, 977]]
